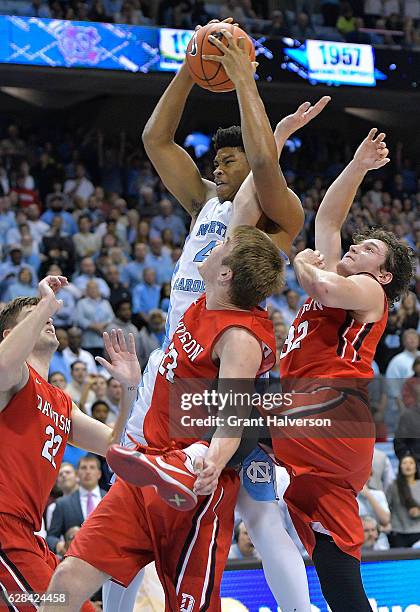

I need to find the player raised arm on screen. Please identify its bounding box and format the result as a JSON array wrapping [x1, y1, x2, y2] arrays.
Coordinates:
[[315, 128, 390, 271], [142, 18, 235, 216], [228, 97, 331, 252], [193, 326, 262, 495], [69, 330, 141, 456], [0, 276, 67, 404]]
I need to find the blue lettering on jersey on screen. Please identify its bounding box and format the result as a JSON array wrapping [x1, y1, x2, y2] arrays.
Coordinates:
[[173, 278, 206, 293], [196, 221, 227, 238]]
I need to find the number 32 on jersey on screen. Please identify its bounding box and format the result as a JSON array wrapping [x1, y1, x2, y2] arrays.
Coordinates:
[[280, 321, 308, 359]]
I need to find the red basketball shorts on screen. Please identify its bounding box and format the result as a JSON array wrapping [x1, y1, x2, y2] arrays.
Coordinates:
[[68, 469, 239, 611], [0, 513, 94, 612], [270, 388, 375, 560]]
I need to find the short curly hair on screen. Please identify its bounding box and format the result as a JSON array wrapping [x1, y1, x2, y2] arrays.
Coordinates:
[[353, 228, 415, 306], [213, 126, 244, 152]]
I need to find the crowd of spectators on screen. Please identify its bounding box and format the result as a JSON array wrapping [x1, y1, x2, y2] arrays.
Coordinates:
[[4, 0, 419, 48], [0, 117, 418, 557]]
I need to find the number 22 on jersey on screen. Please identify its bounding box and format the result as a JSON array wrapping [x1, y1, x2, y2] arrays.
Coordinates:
[[41, 424, 62, 469]]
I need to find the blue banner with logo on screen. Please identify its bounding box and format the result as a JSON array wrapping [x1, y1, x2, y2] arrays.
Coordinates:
[[221, 558, 420, 611]]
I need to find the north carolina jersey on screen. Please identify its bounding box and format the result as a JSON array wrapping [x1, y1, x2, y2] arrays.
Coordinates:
[[144, 295, 276, 449], [280, 295, 388, 380], [164, 197, 232, 347], [0, 365, 72, 530]]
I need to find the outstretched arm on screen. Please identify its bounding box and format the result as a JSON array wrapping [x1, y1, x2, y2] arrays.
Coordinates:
[[228, 98, 330, 252], [205, 31, 307, 252], [315, 128, 390, 271], [0, 275, 67, 406], [141, 18, 236, 216], [69, 330, 141, 455]]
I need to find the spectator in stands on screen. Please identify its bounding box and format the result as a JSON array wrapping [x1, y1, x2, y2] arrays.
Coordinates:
[[14, 223, 41, 271], [90, 399, 114, 489], [0, 196, 15, 248], [26, 203, 49, 242], [66, 361, 96, 409], [401, 356, 420, 410], [41, 195, 78, 236], [386, 329, 420, 426], [229, 521, 260, 560], [145, 236, 173, 284], [105, 300, 139, 347], [291, 11, 316, 39], [103, 264, 131, 310], [63, 326, 98, 375], [375, 308, 402, 373], [75, 279, 114, 357], [49, 371, 67, 391], [63, 526, 80, 555], [263, 10, 289, 36], [91, 400, 110, 425], [150, 198, 186, 245], [106, 377, 122, 423], [73, 257, 110, 298], [357, 480, 391, 536], [89, 0, 110, 22], [47, 264, 77, 328], [0, 124, 26, 159], [397, 292, 419, 331], [25, 0, 51, 19], [369, 447, 396, 492], [90, 375, 109, 406], [64, 163, 94, 202], [2, 267, 38, 302], [132, 268, 161, 321], [364, 0, 384, 27], [47, 456, 106, 555], [40, 215, 76, 277], [72, 215, 101, 259], [49, 328, 72, 382], [321, 0, 340, 27], [361, 516, 390, 551], [387, 454, 420, 547], [160, 282, 171, 312], [0, 244, 37, 299], [394, 380, 420, 464], [137, 308, 165, 368], [282, 290, 302, 328], [337, 2, 357, 37], [121, 242, 148, 289], [45, 462, 79, 530]]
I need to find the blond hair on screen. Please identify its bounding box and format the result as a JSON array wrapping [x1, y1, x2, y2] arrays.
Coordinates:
[[222, 226, 284, 309]]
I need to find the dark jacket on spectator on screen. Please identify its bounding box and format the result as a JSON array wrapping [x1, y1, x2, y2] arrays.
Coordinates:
[[394, 408, 420, 464], [46, 488, 106, 552]]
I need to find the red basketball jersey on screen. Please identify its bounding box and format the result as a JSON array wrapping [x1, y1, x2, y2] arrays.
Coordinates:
[[0, 364, 72, 530], [280, 295, 388, 380], [143, 295, 276, 449]]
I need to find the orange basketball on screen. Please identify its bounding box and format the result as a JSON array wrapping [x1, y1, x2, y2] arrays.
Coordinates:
[[185, 22, 255, 93]]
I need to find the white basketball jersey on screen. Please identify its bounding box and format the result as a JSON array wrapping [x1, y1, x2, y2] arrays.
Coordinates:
[[164, 197, 232, 347]]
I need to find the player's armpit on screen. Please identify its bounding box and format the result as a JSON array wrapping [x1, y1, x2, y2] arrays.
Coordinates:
[[143, 140, 215, 216], [0, 364, 29, 411]]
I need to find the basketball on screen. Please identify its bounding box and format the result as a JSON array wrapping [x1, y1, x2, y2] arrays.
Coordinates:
[[185, 22, 255, 93]]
